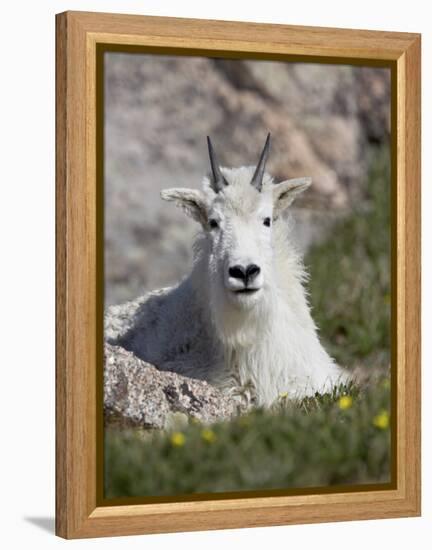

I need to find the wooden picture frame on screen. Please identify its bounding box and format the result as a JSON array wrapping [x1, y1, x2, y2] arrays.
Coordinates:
[[56, 10, 421, 539]]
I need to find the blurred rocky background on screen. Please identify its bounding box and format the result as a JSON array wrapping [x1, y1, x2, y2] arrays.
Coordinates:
[[104, 53, 390, 307]]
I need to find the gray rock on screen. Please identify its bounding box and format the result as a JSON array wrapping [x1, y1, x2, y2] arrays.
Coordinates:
[[104, 342, 237, 430]]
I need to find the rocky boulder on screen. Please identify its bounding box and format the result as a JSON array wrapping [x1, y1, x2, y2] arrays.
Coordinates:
[[104, 343, 237, 430]]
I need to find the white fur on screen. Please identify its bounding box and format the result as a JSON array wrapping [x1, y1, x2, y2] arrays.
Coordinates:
[[117, 166, 348, 407]]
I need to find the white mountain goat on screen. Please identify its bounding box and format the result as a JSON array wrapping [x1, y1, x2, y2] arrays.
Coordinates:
[[113, 134, 348, 407]]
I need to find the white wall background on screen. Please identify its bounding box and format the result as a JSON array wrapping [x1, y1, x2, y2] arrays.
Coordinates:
[[0, 0, 429, 547]]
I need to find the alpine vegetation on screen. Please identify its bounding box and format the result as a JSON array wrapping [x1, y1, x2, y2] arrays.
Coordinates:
[[114, 134, 348, 407]]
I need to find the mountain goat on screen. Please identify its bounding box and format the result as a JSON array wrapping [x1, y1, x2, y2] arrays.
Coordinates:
[[112, 134, 348, 407]]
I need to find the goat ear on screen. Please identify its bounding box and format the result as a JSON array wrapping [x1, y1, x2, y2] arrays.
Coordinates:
[[273, 177, 311, 216], [161, 188, 208, 226]]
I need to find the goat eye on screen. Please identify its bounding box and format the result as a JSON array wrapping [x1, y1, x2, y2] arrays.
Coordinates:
[[209, 218, 219, 229], [263, 217, 271, 227]]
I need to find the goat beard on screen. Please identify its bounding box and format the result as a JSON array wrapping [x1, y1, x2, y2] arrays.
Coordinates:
[[209, 283, 274, 348]]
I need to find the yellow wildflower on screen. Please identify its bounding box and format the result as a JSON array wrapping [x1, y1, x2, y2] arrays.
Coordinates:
[[373, 410, 390, 429], [279, 392, 288, 399], [170, 431, 186, 447], [201, 428, 216, 443], [338, 395, 353, 410]]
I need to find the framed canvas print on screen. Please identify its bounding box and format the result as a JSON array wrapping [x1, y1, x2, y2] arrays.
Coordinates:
[[55, 11, 421, 539]]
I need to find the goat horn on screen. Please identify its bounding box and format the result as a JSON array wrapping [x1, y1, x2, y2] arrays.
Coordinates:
[[250, 133, 271, 192], [207, 136, 229, 192]]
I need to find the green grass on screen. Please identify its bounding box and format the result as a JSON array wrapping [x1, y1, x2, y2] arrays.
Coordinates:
[[104, 146, 392, 499], [105, 379, 391, 498], [306, 147, 391, 370]]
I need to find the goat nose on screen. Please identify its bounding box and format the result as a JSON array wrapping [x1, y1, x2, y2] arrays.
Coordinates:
[[246, 264, 261, 281], [228, 264, 261, 284], [229, 265, 246, 280]]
